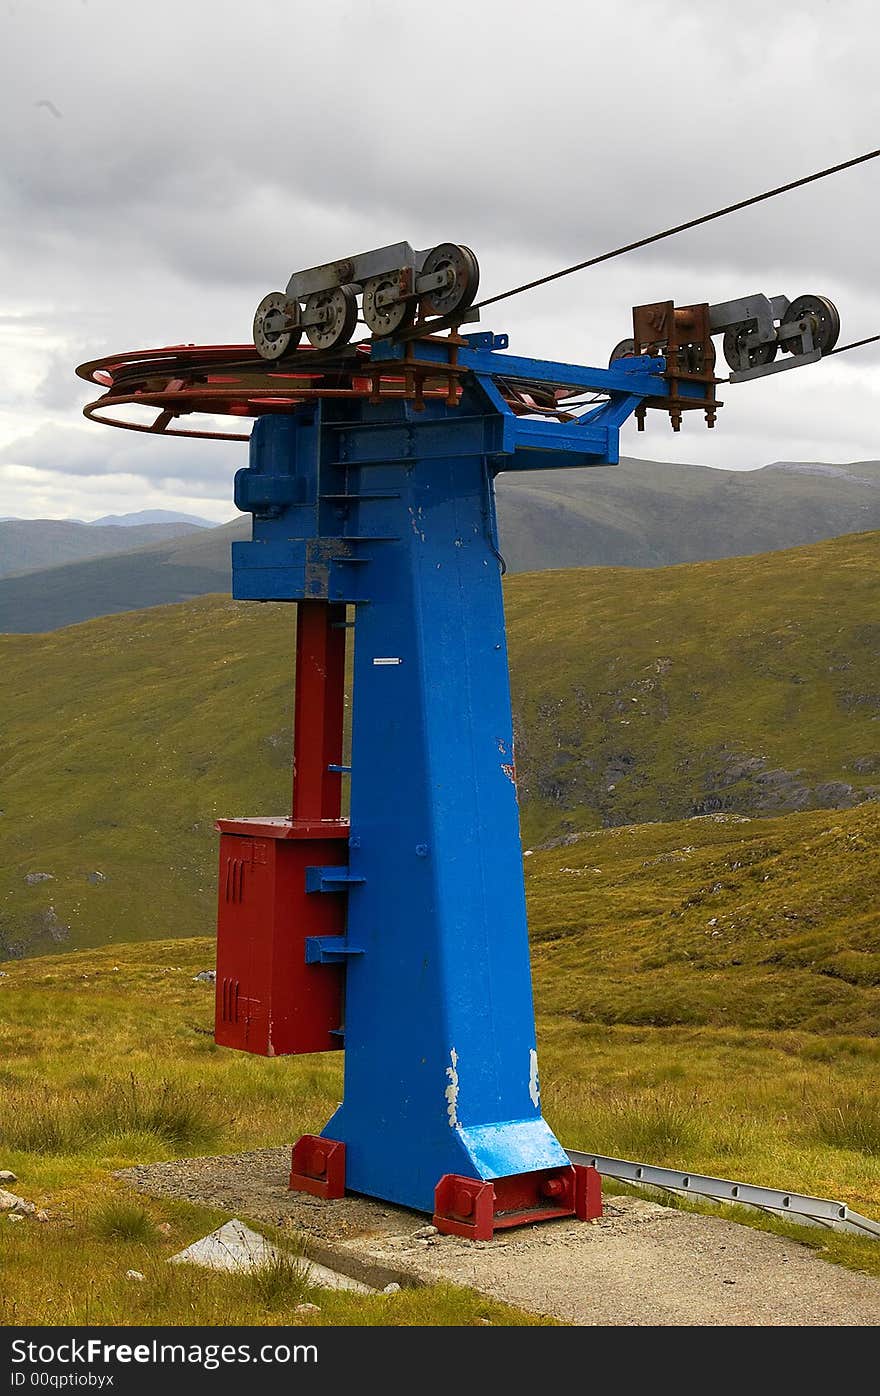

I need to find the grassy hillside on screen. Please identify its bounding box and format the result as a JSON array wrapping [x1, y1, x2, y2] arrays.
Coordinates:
[[0, 518, 206, 581], [508, 530, 880, 841], [6, 456, 880, 631], [0, 595, 294, 957], [1, 530, 879, 956], [528, 803, 880, 1035]]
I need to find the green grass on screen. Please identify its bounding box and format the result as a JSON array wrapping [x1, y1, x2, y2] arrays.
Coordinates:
[[92, 1197, 157, 1243], [0, 1188, 539, 1327], [0, 941, 546, 1326], [808, 1092, 880, 1156], [0, 1078, 224, 1155], [505, 529, 880, 842], [2, 530, 880, 956], [2, 939, 880, 1216], [527, 802, 880, 1034]]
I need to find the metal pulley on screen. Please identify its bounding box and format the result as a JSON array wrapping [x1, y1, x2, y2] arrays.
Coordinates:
[[608, 338, 635, 366], [779, 294, 840, 356], [609, 290, 841, 386], [722, 323, 777, 371], [303, 285, 359, 351], [362, 273, 416, 337], [418, 243, 480, 318], [717, 291, 840, 374], [252, 241, 481, 359], [253, 293, 302, 360]]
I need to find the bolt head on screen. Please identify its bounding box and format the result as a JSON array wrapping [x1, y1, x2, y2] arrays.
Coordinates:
[[454, 1186, 474, 1217]]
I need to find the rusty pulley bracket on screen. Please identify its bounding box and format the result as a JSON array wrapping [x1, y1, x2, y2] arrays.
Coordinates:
[[629, 301, 722, 431]]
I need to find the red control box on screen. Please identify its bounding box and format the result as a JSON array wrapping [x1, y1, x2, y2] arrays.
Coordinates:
[[215, 817, 349, 1056]]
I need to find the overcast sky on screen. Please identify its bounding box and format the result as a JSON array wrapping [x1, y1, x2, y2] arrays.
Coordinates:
[[2, 0, 879, 522]]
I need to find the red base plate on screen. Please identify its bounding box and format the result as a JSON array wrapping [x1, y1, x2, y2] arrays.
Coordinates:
[[433, 1164, 602, 1241], [290, 1134, 346, 1199]]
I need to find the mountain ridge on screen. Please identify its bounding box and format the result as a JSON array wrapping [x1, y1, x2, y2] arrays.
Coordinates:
[[0, 517, 212, 583], [90, 509, 213, 527], [5, 455, 880, 631]]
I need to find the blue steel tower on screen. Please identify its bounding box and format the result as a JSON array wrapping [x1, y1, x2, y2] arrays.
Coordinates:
[[223, 321, 714, 1235], [78, 242, 835, 1238]]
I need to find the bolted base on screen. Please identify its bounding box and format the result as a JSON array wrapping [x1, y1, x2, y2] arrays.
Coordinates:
[[290, 1134, 346, 1199], [433, 1164, 602, 1241]]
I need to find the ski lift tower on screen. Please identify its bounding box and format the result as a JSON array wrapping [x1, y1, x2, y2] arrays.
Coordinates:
[[77, 243, 839, 1238]]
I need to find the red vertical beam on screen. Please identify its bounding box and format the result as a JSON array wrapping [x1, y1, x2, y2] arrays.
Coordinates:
[[292, 600, 347, 822]]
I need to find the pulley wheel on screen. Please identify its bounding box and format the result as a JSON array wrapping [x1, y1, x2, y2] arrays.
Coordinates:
[[420, 242, 480, 318], [781, 294, 841, 355], [253, 292, 302, 360], [723, 323, 777, 372], [304, 284, 359, 351], [609, 338, 636, 366], [362, 274, 415, 337]]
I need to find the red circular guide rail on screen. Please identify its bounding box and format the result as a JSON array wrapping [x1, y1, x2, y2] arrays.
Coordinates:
[[75, 340, 571, 440], [76, 342, 406, 442]]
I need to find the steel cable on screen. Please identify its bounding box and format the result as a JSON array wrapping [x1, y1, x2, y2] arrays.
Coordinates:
[[472, 146, 880, 312]]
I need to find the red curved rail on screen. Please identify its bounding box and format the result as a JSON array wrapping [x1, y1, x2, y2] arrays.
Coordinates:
[[76, 342, 470, 441]]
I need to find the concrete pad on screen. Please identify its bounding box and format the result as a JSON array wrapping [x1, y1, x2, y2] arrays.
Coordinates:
[[123, 1148, 880, 1326]]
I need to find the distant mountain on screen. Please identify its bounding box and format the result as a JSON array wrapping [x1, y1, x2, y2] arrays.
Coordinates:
[[89, 510, 213, 528], [0, 520, 242, 632], [495, 456, 880, 571], [4, 456, 880, 632], [0, 518, 210, 583]]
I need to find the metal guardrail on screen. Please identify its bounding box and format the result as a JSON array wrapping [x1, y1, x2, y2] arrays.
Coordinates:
[[568, 1150, 880, 1241]]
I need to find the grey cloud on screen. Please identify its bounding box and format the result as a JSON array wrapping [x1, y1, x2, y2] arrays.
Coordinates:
[[4, 0, 879, 292], [0, 421, 243, 485], [1, 0, 879, 517]]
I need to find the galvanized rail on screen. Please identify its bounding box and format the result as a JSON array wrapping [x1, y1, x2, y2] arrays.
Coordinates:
[[568, 1150, 880, 1241]]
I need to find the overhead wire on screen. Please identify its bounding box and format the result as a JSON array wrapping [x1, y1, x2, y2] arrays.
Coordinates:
[[472, 146, 880, 312], [829, 333, 880, 356]]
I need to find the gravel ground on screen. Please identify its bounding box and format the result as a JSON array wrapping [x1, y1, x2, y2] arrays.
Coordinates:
[[119, 1148, 880, 1326]]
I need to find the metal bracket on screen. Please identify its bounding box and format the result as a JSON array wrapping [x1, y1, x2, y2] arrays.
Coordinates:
[[709, 293, 789, 345], [465, 331, 510, 351], [434, 1164, 602, 1240], [729, 347, 821, 383], [304, 935, 366, 964], [305, 864, 365, 893], [290, 1135, 346, 1199], [287, 243, 428, 298]]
